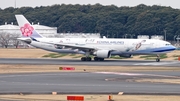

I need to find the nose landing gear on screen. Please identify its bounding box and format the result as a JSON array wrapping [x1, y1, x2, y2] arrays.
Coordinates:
[[156, 55, 160, 62]]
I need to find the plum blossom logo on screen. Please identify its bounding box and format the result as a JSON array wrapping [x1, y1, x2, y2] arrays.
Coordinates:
[[20, 23, 34, 36], [135, 40, 146, 50]]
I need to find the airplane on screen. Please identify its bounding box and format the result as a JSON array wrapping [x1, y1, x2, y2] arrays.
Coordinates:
[[15, 14, 176, 62]]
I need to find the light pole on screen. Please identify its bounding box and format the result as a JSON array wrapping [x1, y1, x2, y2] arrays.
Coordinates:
[[113, 34, 115, 38], [174, 35, 177, 43], [106, 31, 108, 38], [130, 34, 135, 38], [124, 34, 127, 38], [116, 32, 118, 38], [164, 30, 167, 41], [177, 35, 180, 45]]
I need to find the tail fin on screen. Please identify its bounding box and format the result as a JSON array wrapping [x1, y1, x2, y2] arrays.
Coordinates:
[[15, 14, 44, 38]]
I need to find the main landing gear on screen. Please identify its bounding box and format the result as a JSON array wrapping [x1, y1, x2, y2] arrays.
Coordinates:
[[94, 57, 104, 61], [81, 57, 105, 61], [81, 52, 92, 61], [81, 52, 105, 61], [156, 54, 160, 62], [81, 57, 92, 61]]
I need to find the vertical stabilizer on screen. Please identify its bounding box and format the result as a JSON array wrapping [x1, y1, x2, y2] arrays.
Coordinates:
[[15, 15, 44, 38]]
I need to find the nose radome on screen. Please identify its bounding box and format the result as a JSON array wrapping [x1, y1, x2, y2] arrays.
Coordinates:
[[168, 45, 176, 51], [171, 45, 177, 50]]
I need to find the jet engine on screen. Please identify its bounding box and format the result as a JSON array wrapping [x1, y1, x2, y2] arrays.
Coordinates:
[[17, 38, 32, 44], [54, 45, 65, 49], [94, 50, 111, 58], [119, 54, 132, 58]]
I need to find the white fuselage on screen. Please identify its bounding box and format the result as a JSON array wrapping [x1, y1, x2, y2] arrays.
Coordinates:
[[27, 37, 176, 55]]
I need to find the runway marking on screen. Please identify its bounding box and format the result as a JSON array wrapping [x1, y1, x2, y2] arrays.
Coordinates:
[[0, 80, 113, 87], [0, 73, 72, 78], [0, 73, 114, 87], [94, 72, 180, 78], [94, 72, 144, 76], [134, 61, 179, 66]]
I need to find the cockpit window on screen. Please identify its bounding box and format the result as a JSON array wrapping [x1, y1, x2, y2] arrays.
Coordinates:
[[165, 44, 171, 46]]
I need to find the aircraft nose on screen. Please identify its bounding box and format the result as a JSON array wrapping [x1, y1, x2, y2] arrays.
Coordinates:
[[170, 45, 176, 50]]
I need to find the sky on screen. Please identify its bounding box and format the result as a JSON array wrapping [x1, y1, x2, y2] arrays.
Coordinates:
[[0, 0, 180, 9]]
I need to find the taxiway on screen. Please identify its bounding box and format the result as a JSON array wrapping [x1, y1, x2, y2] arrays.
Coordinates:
[[0, 72, 180, 94]]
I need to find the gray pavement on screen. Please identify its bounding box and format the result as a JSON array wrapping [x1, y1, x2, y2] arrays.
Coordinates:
[[0, 58, 180, 94], [0, 72, 180, 94], [0, 58, 180, 67]]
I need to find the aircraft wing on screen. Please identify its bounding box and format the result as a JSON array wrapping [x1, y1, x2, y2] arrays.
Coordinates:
[[33, 37, 113, 51], [39, 41, 97, 51]]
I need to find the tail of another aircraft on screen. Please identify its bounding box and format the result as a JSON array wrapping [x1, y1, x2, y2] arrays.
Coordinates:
[[15, 15, 44, 38]]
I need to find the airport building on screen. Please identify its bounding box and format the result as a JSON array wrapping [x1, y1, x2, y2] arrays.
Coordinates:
[[137, 35, 149, 39], [137, 35, 164, 40], [151, 35, 164, 40]]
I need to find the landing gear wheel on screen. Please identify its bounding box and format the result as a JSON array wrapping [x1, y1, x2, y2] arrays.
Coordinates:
[[156, 58, 160, 62], [81, 57, 86, 61], [156, 54, 160, 62], [99, 58, 104, 61], [94, 57, 98, 61], [86, 57, 92, 61], [94, 57, 104, 61], [81, 57, 92, 61]]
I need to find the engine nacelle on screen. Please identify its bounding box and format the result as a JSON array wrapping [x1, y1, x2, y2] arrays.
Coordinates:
[[94, 50, 111, 58], [119, 54, 132, 58], [54, 45, 65, 49]]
